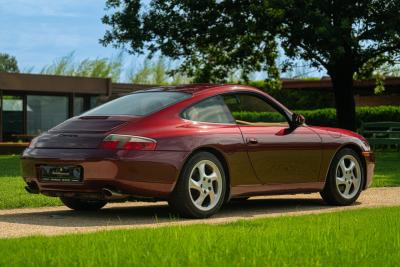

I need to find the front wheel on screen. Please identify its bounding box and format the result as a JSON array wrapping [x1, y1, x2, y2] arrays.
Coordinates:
[[60, 197, 107, 211], [168, 152, 227, 218], [320, 148, 364, 205]]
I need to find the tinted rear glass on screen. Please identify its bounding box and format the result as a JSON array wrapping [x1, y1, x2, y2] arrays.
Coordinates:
[[83, 92, 190, 116]]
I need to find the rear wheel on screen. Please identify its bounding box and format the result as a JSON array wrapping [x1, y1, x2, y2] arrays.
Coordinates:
[[230, 197, 250, 202], [168, 152, 227, 218], [320, 148, 364, 205], [60, 197, 107, 211]]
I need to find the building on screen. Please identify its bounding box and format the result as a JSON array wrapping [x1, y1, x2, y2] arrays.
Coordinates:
[[0, 72, 151, 143], [1, 72, 399, 144], [282, 77, 400, 106]]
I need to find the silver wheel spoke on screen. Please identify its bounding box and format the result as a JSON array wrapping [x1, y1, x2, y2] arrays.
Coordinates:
[[195, 192, 207, 206], [343, 183, 351, 195], [190, 179, 202, 191], [209, 190, 216, 204], [348, 161, 355, 172], [198, 163, 206, 178], [352, 177, 360, 188], [207, 172, 218, 181], [336, 177, 346, 186], [339, 160, 346, 173]]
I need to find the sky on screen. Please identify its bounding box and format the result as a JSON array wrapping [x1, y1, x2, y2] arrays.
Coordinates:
[[0, 0, 139, 73], [0, 0, 322, 80]]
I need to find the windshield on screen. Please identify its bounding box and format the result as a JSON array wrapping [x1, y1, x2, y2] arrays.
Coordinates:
[[83, 92, 191, 116]]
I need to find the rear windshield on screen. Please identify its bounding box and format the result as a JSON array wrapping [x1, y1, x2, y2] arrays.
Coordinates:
[[83, 92, 190, 116]]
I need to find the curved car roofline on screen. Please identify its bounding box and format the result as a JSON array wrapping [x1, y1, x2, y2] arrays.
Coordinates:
[[131, 84, 261, 96]]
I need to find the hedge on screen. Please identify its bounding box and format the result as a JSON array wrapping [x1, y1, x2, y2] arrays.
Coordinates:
[[232, 105, 400, 128], [248, 81, 335, 110]]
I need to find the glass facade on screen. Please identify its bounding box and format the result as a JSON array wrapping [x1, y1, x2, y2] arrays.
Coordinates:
[[0, 93, 97, 141], [2, 96, 24, 141], [90, 96, 99, 109], [74, 96, 85, 116], [27, 95, 68, 135]]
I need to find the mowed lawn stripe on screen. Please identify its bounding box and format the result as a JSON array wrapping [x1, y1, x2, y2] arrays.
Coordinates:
[[0, 207, 399, 267]]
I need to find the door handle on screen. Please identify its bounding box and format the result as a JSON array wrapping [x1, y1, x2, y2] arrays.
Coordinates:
[[247, 138, 258, 145]]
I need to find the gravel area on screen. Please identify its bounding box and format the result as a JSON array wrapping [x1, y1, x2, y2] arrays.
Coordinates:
[[0, 187, 399, 239]]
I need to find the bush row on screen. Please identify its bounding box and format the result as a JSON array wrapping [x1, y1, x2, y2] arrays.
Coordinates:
[[233, 105, 400, 128], [248, 81, 335, 110]]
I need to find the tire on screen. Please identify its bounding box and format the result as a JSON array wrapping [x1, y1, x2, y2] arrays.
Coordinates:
[[320, 148, 364, 205], [60, 197, 107, 211], [168, 151, 227, 218], [230, 197, 250, 202]]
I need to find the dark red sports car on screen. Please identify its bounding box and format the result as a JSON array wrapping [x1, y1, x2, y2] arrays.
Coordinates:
[[21, 84, 374, 218]]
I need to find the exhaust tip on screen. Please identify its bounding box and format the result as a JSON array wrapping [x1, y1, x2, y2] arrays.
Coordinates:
[[102, 188, 129, 200], [102, 188, 114, 197]]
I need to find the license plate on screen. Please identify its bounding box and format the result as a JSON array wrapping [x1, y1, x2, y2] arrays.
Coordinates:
[[39, 165, 83, 182]]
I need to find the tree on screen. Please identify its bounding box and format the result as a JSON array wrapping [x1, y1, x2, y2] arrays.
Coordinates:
[[0, 53, 19, 73], [101, 0, 400, 130]]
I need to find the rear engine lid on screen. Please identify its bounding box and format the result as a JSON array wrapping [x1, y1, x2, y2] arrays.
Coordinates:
[[50, 116, 136, 133], [35, 116, 139, 149]]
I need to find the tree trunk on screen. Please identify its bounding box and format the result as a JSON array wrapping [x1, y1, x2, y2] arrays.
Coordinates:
[[329, 70, 357, 131]]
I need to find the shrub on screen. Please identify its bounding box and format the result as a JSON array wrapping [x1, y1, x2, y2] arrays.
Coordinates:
[[248, 81, 335, 110], [233, 105, 400, 128]]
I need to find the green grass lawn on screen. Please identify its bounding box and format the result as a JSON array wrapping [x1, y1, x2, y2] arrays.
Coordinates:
[[0, 207, 399, 266], [372, 152, 400, 187], [0, 177, 61, 209], [0, 155, 61, 209], [0, 152, 398, 210]]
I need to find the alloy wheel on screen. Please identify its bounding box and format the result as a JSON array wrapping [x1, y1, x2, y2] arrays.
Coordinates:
[[335, 155, 362, 199], [188, 160, 223, 211]]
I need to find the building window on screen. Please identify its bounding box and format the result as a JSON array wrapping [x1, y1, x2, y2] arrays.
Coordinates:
[[27, 95, 68, 135], [90, 96, 99, 109], [74, 96, 85, 116], [2, 95, 24, 141]]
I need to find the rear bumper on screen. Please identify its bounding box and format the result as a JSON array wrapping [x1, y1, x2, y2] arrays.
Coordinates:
[[362, 151, 375, 189], [21, 148, 189, 199]]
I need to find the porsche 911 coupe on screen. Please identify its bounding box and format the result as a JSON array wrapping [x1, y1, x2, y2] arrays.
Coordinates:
[[21, 84, 375, 218]]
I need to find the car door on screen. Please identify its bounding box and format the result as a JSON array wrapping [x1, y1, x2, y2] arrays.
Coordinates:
[[223, 93, 322, 185], [181, 95, 261, 186]]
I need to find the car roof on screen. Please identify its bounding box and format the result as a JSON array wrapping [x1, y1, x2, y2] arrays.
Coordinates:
[[135, 84, 259, 95]]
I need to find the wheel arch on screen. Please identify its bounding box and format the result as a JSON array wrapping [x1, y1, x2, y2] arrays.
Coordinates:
[[326, 143, 367, 190], [174, 146, 231, 202]]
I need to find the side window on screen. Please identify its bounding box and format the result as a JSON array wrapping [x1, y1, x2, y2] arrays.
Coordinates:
[[182, 95, 235, 124], [223, 94, 289, 127]]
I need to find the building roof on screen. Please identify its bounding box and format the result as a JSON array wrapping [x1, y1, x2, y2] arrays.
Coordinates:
[[281, 77, 400, 94], [0, 72, 112, 95], [1, 72, 399, 96]]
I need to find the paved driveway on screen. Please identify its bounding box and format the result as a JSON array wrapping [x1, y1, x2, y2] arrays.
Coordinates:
[[0, 187, 399, 239]]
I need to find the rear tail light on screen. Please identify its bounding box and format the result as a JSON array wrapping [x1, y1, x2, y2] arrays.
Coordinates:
[[100, 134, 157, 151], [28, 136, 39, 149]]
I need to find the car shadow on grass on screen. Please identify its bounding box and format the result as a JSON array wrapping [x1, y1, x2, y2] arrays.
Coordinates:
[[0, 196, 361, 228]]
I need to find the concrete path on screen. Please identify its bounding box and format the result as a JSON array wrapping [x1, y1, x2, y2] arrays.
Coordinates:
[[0, 187, 399, 239]]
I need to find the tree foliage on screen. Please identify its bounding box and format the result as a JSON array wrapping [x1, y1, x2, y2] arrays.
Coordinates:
[[0, 53, 19, 73], [101, 0, 281, 84], [101, 0, 400, 130]]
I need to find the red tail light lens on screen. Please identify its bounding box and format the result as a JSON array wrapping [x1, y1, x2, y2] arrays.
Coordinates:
[[100, 135, 157, 151], [28, 136, 39, 149]]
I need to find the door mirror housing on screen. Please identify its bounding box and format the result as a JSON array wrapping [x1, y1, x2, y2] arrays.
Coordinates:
[[291, 113, 305, 128]]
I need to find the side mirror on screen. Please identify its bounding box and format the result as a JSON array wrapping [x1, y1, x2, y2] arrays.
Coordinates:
[[291, 113, 305, 127]]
